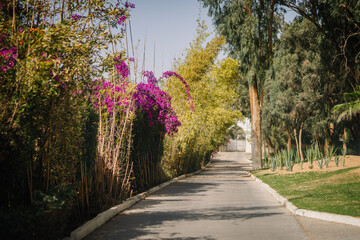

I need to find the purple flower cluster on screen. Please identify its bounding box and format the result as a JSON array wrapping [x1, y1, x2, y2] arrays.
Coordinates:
[[71, 14, 82, 21], [162, 71, 194, 110], [92, 55, 182, 135], [125, 1, 135, 8], [114, 56, 129, 79], [115, 1, 134, 26], [117, 15, 127, 25], [0, 47, 17, 72], [92, 79, 130, 114], [143, 71, 157, 85], [133, 71, 181, 135]]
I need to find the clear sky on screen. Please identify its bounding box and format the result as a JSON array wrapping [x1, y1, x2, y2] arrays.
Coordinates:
[[127, 1, 297, 78], [128, 0, 213, 77]]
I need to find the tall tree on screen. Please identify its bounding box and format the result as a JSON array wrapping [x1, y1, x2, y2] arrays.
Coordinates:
[[164, 22, 242, 174], [263, 19, 320, 157], [279, 1, 360, 98], [200, 0, 280, 168]]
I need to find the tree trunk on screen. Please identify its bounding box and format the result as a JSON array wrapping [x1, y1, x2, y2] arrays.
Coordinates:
[[324, 138, 330, 156], [324, 122, 335, 156], [299, 122, 304, 161], [249, 85, 262, 169], [343, 128, 347, 151], [329, 122, 335, 139], [286, 128, 292, 151], [294, 128, 299, 157]]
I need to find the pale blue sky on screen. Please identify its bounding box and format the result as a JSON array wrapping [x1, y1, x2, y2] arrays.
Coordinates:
[[128, 0, 212, 77], [127, 1, 296, 78]]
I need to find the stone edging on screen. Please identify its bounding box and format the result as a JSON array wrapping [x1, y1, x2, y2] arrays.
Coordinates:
[[249, 173, 360, 227], [67, 161, 212, 240]]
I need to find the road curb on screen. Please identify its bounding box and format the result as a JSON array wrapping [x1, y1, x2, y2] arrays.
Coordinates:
[[249, 173, 360, 227], [67, 161, 212, 240]]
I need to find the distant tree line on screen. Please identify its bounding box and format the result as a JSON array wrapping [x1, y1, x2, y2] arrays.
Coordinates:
[[200, 0, 360, 167]]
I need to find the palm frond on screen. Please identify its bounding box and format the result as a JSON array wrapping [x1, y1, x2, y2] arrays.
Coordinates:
[[332, 85, 360, 122], [333, 100, 360, 122]]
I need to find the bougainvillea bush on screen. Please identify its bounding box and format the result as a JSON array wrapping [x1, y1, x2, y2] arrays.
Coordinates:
[[0, 0, 141, 239], [0, 0, 190, 238], [130, 70, 191, 191]]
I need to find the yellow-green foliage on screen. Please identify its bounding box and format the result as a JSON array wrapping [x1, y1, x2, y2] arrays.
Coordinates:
[[163, 22, 243, 176]]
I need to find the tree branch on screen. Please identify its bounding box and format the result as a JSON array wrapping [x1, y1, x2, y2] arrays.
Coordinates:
[[279, 1, 323, 31]]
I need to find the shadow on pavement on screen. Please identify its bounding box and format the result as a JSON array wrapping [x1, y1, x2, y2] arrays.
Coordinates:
[[89, 205, 284, 240]]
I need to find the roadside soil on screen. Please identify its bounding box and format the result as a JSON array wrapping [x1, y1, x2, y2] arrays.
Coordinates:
[[257, 155, 360, 176]]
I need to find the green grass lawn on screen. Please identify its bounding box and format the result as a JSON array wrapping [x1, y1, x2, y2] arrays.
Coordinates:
[[252, 167, 360, 217]]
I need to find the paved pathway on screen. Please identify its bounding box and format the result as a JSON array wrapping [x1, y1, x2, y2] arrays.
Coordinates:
[[85, 152, 360, 239]]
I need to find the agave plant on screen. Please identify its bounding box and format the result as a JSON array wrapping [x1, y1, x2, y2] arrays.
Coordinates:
[[270, 156, 277, 172], [316, 158, 325, 169], [334, 155, 340, 167], [276, 152, 284, 170], [325, 146, 337, 168], [305, 148, 315, 169], [342, 149, 347, 167], [314, 144, 322, 160], [263, 155, 270, 168], [284, 149, 295, 171]]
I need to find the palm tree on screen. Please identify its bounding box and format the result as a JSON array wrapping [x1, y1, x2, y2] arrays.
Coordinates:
[[332, 85, 360, 122]]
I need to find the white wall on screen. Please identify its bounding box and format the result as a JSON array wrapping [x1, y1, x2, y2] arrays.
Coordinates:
[[220, 118, 251, 153], [225, 139, 246, 151], [238, 118, 251, 153]]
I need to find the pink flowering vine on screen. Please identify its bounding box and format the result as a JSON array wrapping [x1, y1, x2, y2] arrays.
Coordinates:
[[162, 71, 194, 110], [92, 79, 130, 114], [71, 14, 82, 21], [125, 1, 135, 9], [0, 47, 17, 72], [133, 71, 182, 135], [117, 15, 127, 25], [92, 53, 185, 135], [114, 56, 129, 79]]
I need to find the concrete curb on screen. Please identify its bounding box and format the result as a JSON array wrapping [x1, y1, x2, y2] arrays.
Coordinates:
[[68, 161, 212, 240], [249, 173, 360, 227]]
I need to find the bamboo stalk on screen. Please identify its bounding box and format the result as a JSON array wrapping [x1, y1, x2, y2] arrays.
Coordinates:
[[152, 160, 155, 186], [27, 163, 33, 204], [84, 162, 90, 216], [80, 162, 84, 216]]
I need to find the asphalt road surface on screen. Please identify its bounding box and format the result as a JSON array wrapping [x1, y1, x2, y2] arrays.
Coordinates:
[[85, 152, 360, 240]]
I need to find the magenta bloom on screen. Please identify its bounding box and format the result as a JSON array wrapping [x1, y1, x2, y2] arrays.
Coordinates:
[[91, 79, 130, 114], [117, 15, 127, 25], [162, 71, 193, 110], [143, 71, 157, 85], [71, 14, 82, 21], [133, 71, 181, 135], [125, 1, 135, 8], [114, 56, 129, 79], [0, 47, 17, 72]]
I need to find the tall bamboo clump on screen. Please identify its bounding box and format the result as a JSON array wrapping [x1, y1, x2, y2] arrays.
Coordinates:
[[96, 93, 135, 201], [0, 1, 139, 238], [78, 56, 137, 214]]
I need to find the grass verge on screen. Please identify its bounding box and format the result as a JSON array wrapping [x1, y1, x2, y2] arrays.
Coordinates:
[[252, 167, 360, 217]]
